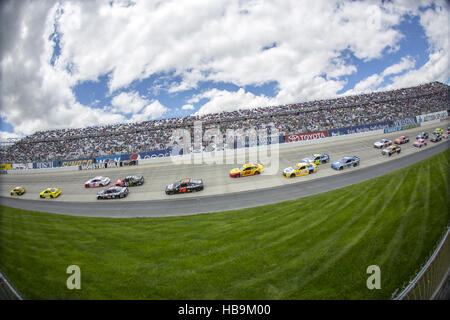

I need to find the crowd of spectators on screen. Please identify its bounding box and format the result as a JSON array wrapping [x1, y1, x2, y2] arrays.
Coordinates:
[[1, 81, 448, 163]]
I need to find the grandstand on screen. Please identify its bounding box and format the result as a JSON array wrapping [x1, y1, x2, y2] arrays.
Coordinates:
[[1, 81, 448, 163]]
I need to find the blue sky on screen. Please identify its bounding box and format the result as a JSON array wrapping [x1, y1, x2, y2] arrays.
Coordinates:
[[0, 0, 449, 139]]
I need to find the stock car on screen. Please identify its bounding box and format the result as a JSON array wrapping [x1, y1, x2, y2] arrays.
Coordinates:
[[84, 176, 111, 188], [413, 139, 427, 148], [416, 132, 429, 140], [283, 162, 318, 178], [165, 178, 204, 195], [301, 153, 330, 165], [331, 156, 360, 171], [122, 159, 138, 166], [97, 186, 129, 199], [433, 128, 444, 135], [430, 135, 442, 143], [10, 186, 25, 196], [382, 145, 401, 156], [39, 188, 61, 199], [114, 175, 144, 187], [229, 163, 264, 178], [394, 136, 409, 144], [373, 139, 392, 149]]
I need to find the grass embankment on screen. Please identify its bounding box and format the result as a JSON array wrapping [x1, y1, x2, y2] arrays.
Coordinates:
[[0, 149, 449, 299]]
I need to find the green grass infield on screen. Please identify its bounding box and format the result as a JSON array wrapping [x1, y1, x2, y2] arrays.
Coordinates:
[[0, 149, 449, 299]]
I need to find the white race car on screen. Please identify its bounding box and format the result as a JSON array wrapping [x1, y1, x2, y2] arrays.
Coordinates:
[[373, 139, 392, 149], [84, 176, 111, 188]]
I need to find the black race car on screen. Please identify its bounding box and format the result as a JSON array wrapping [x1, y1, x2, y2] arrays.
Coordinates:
[[123, 159, 138, 166], [165, 178, 204, 195], [416, 132, 429, 140], [97, 186, 129, 199], [114, 175, 144, 187], [430, 135, 442, 143]]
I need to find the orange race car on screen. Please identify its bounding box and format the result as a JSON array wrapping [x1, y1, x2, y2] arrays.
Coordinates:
[[394, 136, 409, 144]]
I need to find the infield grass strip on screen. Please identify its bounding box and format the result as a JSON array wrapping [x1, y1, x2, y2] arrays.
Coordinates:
[[0, 149, 449, 299]]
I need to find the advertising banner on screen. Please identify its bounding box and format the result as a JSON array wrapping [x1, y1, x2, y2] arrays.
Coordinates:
[[33, 161, 54, 169], [234, 135, 283, 148], [13, 163, 32, 170], [384, 117, 418, 133], [121, 149, 174, 161], [95, 155, 121, 164], [328, 121, 391, 136], [384, 126, 403, 134], [284, 131, 328, 142], [61, 158, 95, 167], [392, 117, 417, 127], [0, 163, 12, 170], [416, 110, 448, 125]]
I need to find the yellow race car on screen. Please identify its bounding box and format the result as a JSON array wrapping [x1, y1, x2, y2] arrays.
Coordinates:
[[283, 162, 318, 178], [433, 128, 444, 135], [10, 186, 25, 196], [230, 163, 264, 178], [39, 188, 61, 199]]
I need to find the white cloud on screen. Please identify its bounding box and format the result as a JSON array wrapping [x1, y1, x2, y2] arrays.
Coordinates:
[[51, 0, 408, 98], [111, 91, 148, 114], [351, 74, 385, 94], [382, 56, 416, 76], [385, 2, 450, 89], [193, 88, 276, 115], [110, 91, 168, 121], [348, 55, 417, 94], [129, 100, 168, 122], [181, 104, 194, 110]]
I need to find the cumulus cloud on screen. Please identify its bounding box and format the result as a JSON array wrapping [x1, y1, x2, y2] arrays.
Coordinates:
[[181, 104, 194, 110], [129, 100, 168, 122], [111, 91, 150, 114], [348, 56, 417, 94], [385, 3, 450, 89], [382, 56, 416, 76], [110, 91, 168, 121], [193, 88, 277, 115], [44, 0, 409, 98]]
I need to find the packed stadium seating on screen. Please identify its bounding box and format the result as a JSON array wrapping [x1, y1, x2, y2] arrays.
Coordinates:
[[1, 81, 448, 163]]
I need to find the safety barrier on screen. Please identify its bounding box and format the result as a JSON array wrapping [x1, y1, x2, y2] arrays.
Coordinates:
[[0, 270, 23, 300], [4, 115, 448, 174], [5, 165, 79, 175], [393, 227, 450, 300]]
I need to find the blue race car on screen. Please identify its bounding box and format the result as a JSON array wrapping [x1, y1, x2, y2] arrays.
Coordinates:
[[301, 153, 330, 165], [331, 156, 360, 171]]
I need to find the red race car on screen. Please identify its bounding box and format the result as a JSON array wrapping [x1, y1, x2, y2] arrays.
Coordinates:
[[394, 136, 409, 144], [413, 139, 427, 148]]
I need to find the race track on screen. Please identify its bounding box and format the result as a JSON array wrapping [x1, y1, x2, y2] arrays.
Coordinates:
[[1, 121, 449, 217]]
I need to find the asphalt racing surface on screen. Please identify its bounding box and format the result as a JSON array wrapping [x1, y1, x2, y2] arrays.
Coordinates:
[[1, 122, 449, 217]]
